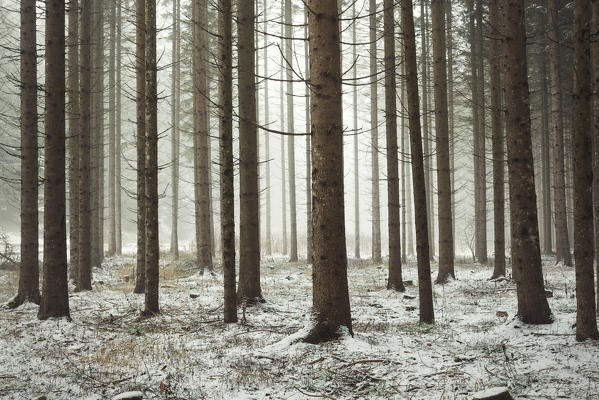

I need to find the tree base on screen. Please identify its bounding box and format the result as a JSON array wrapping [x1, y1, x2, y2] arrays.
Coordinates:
[[302, 321, 353, 344], [7, 292, 40, 309], [472, 387, 514, 400], [386, 282, 406, 292]]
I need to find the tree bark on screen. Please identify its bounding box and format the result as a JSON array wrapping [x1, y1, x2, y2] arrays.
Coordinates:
[[540, 44, 552, 256], [264, 0, 272, 257], [115, 0, 122, 255], [38, 0, 70, 320], [108, 0, 116, 257], [67, 0, 79, 283], [143, 0, 160, 315], [548, 0, 572, 267], [385, 0, 404, 291], [432, 0, 454, 283], [592, 0, 599, 311], [370, 0, 382, 264], [237, 0, 262, 304], [170, 0, 180, 259], [77, 0, 92, 292], [304, 5, 312, 264], [10, 0, 41, 308], [219, 0, 237, 324], [402, 0, 434, 324], [94, 0, 104, 266], [489, 0, 505, 279], [447, 0, 456, 252], [134, 0, 146, 294], [353, 1, 360, 260], [573, 0, 599, 341], [280, 5, 287, 256], [303, 0, 352, 344], [501, 0, 552, 324], [475, 0, 487, 264], [193, 0, 212, 275]]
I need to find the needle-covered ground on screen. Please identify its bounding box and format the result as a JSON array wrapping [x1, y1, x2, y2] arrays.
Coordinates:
[[0, 254, 597, 399]]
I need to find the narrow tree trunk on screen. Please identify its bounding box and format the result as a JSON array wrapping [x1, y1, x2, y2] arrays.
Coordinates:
[[134, 0, 146, 294], [115, 0, 122, 255], [193, 0, 212, 275], [170, 0, 180, 258], [540, 49, 552, 256], [237, 0, 262, 304], [447, 0, 456, 252], [39, 0, 70, 320], [402, 0, 434, 324], [475, 0, 487, 264], [219, 0, 237, 323], [78, 0, 93, 292], [432, 0, 454, 283], [489, 0, 505, 279], [573, 0, 599, 341], [10, 0, 40, 308], [143, 0, 160, 315], [95, 0, 105, 265], [264, 0, 272, 257], [401, 60, 407, 263], [370, 0, 382, 264], [548, 0, 572, 267], [501, 0, 551, 324], [352, 1, 360, 260], [67, 0, 80, 283], [384, 0, 404, 291], [108, 0, 116, 257], [304, 5, 312, 264], [285, 0, 298, 262], [304, 0, 352, 344], [280, 4, 287, 256]]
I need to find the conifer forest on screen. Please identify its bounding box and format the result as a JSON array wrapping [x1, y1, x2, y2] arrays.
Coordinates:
[[2, 0, 599, 398]]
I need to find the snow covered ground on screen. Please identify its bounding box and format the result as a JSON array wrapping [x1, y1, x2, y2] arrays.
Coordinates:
[[0, 255, 597, 399]]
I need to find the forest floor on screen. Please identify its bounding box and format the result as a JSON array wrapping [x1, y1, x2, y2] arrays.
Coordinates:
[[0, 253, 598, 399]]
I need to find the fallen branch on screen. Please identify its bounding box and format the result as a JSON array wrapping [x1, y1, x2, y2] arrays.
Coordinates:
[[294, 386, 337, 400], [338, 359, 387, 369]]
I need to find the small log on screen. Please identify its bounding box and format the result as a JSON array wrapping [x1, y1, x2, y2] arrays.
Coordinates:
[[472, 387, 514, 400]]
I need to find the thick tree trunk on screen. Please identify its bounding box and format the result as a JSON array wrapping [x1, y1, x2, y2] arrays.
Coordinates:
[[11, 0, 41, 308], [67, 0, 80, 283], [108, 0, 116, 257], [592, 0, 599, 311], [548, 0, 572, 267], [540, 48, 552, 256], [193, 0, 212, 275], [237, 0, 262, 304], [432, 0, 454, 283], [384, 0, 404, 291], [501, 0, 552, 324], [143, 0, 160, 315], [573, 0, 599, 341], [285, 0, 298, 262], [134, 0, 146, 294], [402, 0, 434, 324], [38, 0, 70, 320], [303, 0, 352, 344], [170, 0, 180, 258], [489, 0, 505, 279], [219, 0, 237, 324], [370, 0, 382, 264], [304, 5, 312, 264], [77, 0, 93, 292]]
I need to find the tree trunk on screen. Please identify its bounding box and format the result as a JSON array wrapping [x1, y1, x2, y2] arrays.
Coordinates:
[[304, 5, 312, 264], [264, 0, 272, 257], [303, 0, 352, 344], [548, 0, 572, 267], [170, 0, 180, 259], [115, 0, 122, 255], [384, 0, 404, 291], [489, 0, 505, 279], [370, 0, 382, 264], [280, 5, 287, 256], [402, 0, 434, 324], [77, 0, 93, 292], [592, 0, 599, 312], [10, 0, 41, 308], [475, 0, 487, 264], [501, 0, 552, 324], [219, 0, 237, 323], [447, 0, 456, 252], [573, 0, 599, 341], [67, 0, 79, 283], [401, 60, 407, 263], [237, 0, 262, 304], [540, 47, 552, 256], [432, 0, 454, 283], [38, 0, 70, 320], [193, 0, 212, 275], [108, 0, 116, 257], [143, 0, 160, 315], [284, 0, 298, 262], [95, 0, 105, 266], [134, 0, 146, 294], [352, 1, 360, 260]]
